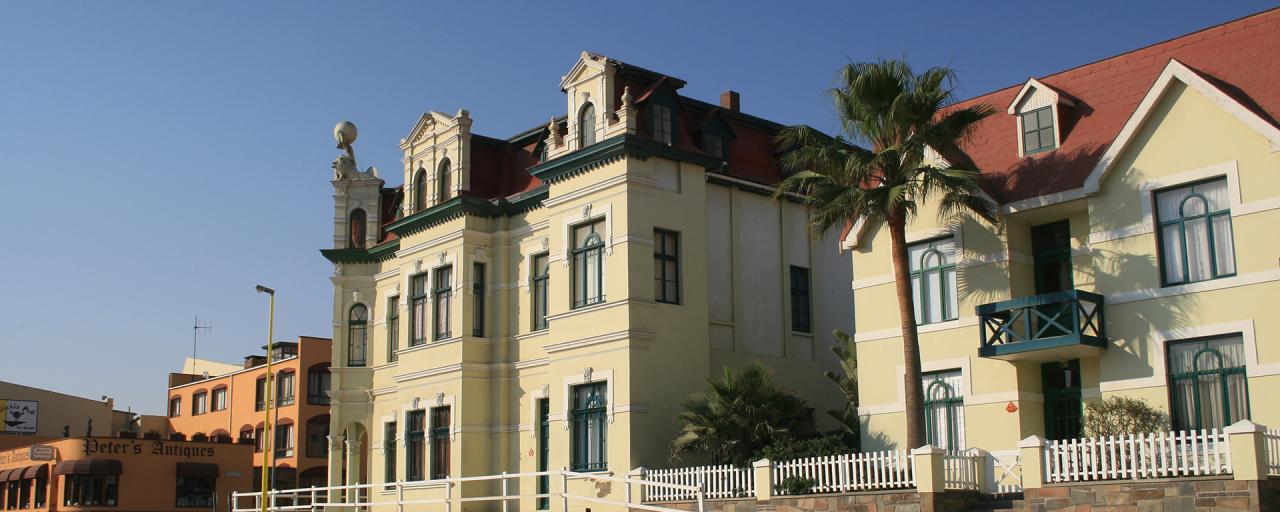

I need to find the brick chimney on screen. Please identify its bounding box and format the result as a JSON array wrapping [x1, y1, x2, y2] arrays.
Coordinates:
[[720, 90, 740, 112]]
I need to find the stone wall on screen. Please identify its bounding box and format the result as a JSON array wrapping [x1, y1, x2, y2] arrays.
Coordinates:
[[1023, 476, 1276, 511]]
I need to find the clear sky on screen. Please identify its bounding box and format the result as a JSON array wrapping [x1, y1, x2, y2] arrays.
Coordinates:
[[1, 1, 1273, 415]]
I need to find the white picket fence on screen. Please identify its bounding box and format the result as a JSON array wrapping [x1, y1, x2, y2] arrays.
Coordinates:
[[1265, 428, 1280, 476], [643, 464, 754, 501], [772, 450, 915, 495], [943, 451, 982, 490], [1045, 429, 1231, 483]]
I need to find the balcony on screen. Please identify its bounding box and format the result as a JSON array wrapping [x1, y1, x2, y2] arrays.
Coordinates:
[[977, 289, 1107, 361]]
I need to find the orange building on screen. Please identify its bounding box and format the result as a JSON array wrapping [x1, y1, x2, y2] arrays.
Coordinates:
[[0, 436, 252, 512], [166, 336, 331, 490]]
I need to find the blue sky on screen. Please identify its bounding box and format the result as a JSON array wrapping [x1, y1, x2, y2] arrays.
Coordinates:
[[1, 2, 1272, 415]]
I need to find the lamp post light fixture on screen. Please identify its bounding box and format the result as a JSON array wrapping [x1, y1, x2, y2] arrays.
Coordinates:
[[255, 285, 275, 512]]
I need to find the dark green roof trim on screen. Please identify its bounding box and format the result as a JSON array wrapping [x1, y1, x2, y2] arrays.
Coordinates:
[[383, 187, 552, 238], [528, 135, 723, 184], [320, 240, 401, 264]]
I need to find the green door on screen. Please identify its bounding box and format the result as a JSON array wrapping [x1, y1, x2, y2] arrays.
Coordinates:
[[1042, 360, 1083, 440], [1031, 221, 1074, 338], [536, 398, 549, 510]]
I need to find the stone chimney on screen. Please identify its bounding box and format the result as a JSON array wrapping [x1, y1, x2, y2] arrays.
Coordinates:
[[720, 90, 740, 112]]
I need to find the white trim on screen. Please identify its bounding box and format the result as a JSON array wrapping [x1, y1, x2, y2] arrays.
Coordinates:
[[543, 329, 654, 354], [1006, 78, 1075, 115], [1099, 319, 1266, 392], [854, 316, 979, 343], [1106, 268, 1280, 305]]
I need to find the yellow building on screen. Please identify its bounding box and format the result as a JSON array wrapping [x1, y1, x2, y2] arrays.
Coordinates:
[[319, 52, 851, 506], [850, 10, 1280, 457]]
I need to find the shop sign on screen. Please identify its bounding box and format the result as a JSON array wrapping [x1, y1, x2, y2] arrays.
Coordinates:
[[1, 400, 39, 434], [82, 439, 218, 459], [29, 445, 54, 461]]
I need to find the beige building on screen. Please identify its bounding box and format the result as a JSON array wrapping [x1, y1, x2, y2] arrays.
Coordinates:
[[849, 9, 1280, 464], [320, 52, 852, 507], [0, 381, 137, 449]]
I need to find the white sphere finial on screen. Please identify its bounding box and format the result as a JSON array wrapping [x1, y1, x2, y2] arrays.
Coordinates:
[[334, 120, 358, 146]]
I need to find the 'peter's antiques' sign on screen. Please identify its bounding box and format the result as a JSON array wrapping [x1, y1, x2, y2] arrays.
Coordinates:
[[83, 439, 217, 459]]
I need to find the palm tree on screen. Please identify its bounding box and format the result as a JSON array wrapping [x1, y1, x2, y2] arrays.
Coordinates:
[[774, 59, 998, 450], [671, 363, 817, 465]]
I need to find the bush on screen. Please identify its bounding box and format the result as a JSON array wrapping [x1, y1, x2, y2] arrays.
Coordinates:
[[1082, 396, 1169, 437], [758, 435, 850, 462], [774, 476, 815, 496]]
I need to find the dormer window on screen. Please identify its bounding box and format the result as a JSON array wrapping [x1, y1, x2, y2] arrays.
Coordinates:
[[1008, 78, 1074, 157], [702, 132, 724, 159], [1021, 107, 1056, 154], [579, 103, 597, 147], [348, 209, 366, 249], [651, 104, 673, 145], [437, 158, 452, 202]]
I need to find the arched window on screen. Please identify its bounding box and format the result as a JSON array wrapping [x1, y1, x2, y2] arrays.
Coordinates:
[[922, 371, 965, 452], [571, 221, 605, 308], [437, 159, 452, 202], [908, 237, 957, 325], [1168, 335, 1248, 430], [349, 209, 367, 249], [414, 168, 429, 212], [579, 103, 596, 147], [1155, 178, 1235, 285], [348, 304, 368, 367]]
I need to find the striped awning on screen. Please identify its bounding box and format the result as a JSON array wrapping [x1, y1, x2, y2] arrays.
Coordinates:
[[21, 464, 48, 480], [53, 459, 122, 475], [0, 469, 14, 482]]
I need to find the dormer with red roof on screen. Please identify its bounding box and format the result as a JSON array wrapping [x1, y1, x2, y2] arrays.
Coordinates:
[[1008, 78, 1077, 157]]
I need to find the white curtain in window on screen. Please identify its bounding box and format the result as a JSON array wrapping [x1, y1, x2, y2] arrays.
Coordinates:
[[922, 370, 965, 451]]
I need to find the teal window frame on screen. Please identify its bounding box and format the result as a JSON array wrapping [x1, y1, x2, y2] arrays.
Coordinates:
[[532, 253, 550, 330], [433, 266, 453, 340], [922, 372, 964, 451], [347, 304, 368, 367], [570, 382, 608, 472], [405, 410, 425, 482], [1154, 177, 1236, 287], [472, 263, 485, 337], [1020, 106, 1056, 154], [654, 229, 680, 304], [909, 237, 958, 325], [383, 421, 397, 486], [409, 273, 428, 346], [571, 221, 605, 309], [1167, 335, 1249, 431], [387, 296, 400, 362]]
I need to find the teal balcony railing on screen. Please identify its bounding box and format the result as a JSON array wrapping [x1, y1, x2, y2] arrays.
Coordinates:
[[977, 290, 1107, 360]]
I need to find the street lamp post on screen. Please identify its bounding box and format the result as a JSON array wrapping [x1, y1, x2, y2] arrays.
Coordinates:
[[255, 285, 276, 512]]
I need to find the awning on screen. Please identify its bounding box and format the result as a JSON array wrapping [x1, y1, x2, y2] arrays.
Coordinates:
[[20, 465, 49, 480], [0, 469, 15, 482], [53, 459, 122, 475], [176, 463, 219, 479]]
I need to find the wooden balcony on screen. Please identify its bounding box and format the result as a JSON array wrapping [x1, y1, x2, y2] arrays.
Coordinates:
[[977, 290, 1107, 361]]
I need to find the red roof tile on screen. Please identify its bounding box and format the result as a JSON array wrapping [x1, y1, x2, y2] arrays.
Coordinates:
[[950, 8, 1280, 203]]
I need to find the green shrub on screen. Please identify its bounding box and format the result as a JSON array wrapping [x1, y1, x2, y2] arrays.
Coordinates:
[[774, 476, 815, 496], [1082, 396, 1169, 437], [758, 434, 850, 461]]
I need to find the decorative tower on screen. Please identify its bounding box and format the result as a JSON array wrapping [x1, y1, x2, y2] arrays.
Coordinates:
[[330, 121, 384, 250]]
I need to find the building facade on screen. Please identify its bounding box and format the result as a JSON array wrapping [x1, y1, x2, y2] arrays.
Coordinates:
[[851, 9, 1280, 456], [166, 336, 332, 490], [321, 52, 852, 506], [0, 382, 137, 450], [0, 436, 252, 512]]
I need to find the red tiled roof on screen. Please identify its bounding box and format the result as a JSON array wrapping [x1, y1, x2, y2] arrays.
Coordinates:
[[950, 7, 1280, 203]]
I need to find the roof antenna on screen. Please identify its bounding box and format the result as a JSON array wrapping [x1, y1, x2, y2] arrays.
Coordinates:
[[192, 315, 213, 376]]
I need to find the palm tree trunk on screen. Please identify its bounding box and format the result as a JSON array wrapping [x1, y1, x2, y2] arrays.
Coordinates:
[[888, 212, 926, 450]]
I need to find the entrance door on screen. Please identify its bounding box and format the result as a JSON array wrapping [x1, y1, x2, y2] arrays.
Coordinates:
[[1042, 360, 1083, 440], [536, 398, 550, 510]]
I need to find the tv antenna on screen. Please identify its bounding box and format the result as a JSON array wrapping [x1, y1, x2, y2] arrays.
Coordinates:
[[192, 316, 213, 376]]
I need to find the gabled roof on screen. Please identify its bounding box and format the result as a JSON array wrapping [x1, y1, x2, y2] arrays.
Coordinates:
[[1006, 78, 1075, 115], [947, 7, 1280, 206]]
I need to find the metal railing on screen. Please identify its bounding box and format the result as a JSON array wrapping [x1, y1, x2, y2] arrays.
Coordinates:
[[230, 468, 704, 512]]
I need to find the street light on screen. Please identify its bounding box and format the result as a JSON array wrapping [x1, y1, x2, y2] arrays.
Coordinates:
[[255, 285, 275, 512]]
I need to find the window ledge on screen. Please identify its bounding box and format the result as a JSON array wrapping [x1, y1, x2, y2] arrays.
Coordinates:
[[790, 331, 813, 338]]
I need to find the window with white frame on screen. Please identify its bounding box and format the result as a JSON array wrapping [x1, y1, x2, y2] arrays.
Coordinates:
[[922, 370, 965, 452], [579, 103, 597, 147], [1155, 177, 1236, 286], [1021, 107, 1056, 154], [909, 237, 958, 325]]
